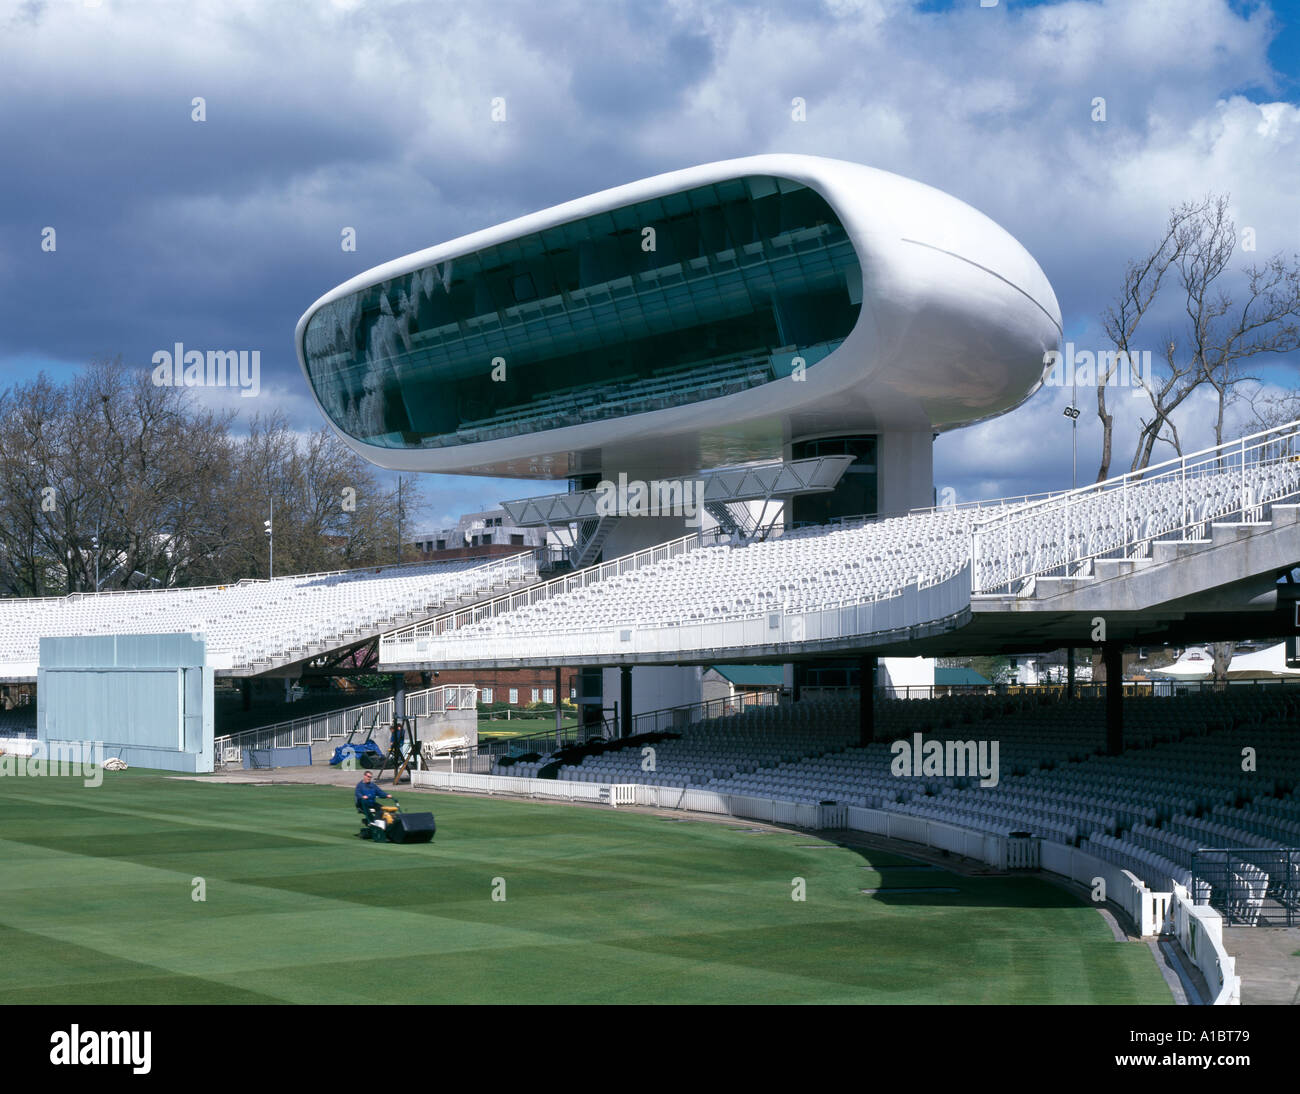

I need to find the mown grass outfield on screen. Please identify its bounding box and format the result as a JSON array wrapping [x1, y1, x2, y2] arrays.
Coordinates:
[[0, 770, 1173, 1004]]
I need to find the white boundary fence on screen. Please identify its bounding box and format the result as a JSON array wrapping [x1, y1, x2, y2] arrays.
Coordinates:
[[1039, 842, 1171, 939], [408, 768, 1240, 1003], [410, 769, 835, 826], [1169, 883, 1241, 1005]]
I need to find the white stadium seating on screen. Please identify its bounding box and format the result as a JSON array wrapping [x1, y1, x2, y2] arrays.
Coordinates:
[[387, 431, 1300, 662], [0, 552, 537, 677]]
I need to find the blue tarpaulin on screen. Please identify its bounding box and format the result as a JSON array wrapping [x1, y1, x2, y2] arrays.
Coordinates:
[[330, 740, 383, 766]]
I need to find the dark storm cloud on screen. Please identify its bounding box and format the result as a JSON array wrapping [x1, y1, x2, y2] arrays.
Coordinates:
[[0, 0, 1296, 514], [0, 2, 721, 393]]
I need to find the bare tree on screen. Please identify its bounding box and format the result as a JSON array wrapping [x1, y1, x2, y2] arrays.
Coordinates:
[[1210, 641, 1233, 687], [0, 375, 67, 594], [1097, 200, 1206, 480], [226, 410, 423, 578], [0, 362, 429, 594], [1246, 386, 1300, 431], [82, 362, 237, 590], [1098, 195, 1300, 479]]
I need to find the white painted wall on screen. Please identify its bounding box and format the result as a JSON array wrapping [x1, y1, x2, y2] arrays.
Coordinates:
[[880, 656, 934, 691]]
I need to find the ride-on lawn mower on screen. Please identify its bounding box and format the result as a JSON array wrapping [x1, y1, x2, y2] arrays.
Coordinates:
[[357, 799, 436, 844]]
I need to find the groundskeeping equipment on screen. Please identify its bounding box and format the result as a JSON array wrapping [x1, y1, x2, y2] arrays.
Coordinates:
[[386, 810, 436, 844], [358, 799, 436, 844]]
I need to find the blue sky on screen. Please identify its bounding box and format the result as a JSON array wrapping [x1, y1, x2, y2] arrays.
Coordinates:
[[2, 0, 1298, 523]]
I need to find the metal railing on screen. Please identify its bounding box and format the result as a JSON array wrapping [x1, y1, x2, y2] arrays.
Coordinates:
[[628, 689, 781, 737], [972, 418, 1300, 594], [213, 683, 477, 758], [907, 488, 1064, 518], [1192, 847, 1300, 927]]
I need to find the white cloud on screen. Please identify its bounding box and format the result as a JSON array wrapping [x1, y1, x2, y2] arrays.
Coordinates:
[[3, 0, 1298, 506]]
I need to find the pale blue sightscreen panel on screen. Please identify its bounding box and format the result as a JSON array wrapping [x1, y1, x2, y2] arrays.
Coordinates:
[[38, 634, 209, 755], [41, 667, 182, 749], [182, 666, 205, 752]]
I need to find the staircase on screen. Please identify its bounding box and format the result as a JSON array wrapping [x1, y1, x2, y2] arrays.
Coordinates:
[[570, 515, 621, 568]]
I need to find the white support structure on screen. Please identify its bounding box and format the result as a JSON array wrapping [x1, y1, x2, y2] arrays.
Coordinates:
[[501, 456, 854, 527], [1169, 884, 1241, 1005]]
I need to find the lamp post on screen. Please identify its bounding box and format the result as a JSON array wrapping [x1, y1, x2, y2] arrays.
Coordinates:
[[91, 530, 99, 592], [1063, 405, 1081, 489], [396, 477, 404, 565], [264, 499, 273, 579]]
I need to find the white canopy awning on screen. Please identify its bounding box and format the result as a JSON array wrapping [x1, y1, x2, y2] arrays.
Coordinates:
[[1149, 643, 1300, 680], [1226, 643, 1300, 679]]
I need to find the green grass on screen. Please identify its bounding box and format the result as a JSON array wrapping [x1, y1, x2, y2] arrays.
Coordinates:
[[0, 771, 1173, 1004], [477, 716, 579, 741]]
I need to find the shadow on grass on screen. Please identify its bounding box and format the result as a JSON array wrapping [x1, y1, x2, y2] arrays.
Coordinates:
[[837, 841, 1086, 912]]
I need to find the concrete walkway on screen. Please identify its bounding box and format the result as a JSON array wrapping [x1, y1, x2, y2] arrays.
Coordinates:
[[1222, 927, 1300, 1005]]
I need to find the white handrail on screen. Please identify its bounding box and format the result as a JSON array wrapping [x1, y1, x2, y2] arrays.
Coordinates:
[[971, 419, 1300, 594], [973, 418, 1300, 528]]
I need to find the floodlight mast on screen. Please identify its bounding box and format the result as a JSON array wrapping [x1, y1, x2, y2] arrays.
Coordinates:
[[1063, 401, 1081, 489], [264, 499, 273, 579]]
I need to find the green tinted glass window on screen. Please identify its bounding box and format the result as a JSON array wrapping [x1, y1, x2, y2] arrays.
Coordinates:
[[303, 175, 862, 449]]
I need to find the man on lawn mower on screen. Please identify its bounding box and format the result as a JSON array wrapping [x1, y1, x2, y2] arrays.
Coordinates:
[[355, 770, 393, 839]]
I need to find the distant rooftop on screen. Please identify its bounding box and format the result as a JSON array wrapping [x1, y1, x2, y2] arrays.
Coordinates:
[[710, 664, 784, 687]]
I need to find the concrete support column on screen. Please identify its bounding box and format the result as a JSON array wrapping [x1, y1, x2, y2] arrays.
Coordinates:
[[858, 654, 876, 745], [620, 666, 633, 739], [1066, 648, 1076, 700], [393, 675, 406, 723], [876, 431, 936, 516], [1103, 642, 1124, 756], [240, 678, 251, 712]]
